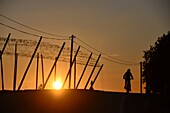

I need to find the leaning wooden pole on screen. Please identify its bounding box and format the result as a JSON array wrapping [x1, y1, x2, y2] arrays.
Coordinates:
[[76, 53, 92, 89], [90, 64, 103, 90], [84, 54, 101, 89], [62, 46, 80, 89], [93, 64, 103, 84], [0, 33, 11, 58], [0, 33, 11, 91], [18, 36, 42, 90], [43, 42, 65, 89]]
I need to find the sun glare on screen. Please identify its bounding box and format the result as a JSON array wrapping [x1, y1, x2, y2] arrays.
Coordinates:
[[53, 81, 62, 90]]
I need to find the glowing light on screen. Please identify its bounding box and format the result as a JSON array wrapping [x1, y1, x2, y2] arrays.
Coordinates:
[[53, 81, 62, 90]]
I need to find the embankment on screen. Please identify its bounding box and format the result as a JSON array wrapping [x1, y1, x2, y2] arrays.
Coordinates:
[[0, 89, 169, 113]]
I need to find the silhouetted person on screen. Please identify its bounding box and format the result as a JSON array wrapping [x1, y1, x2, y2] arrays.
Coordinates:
[[123, 69, 134, 93], [90, 80, 94, 90]]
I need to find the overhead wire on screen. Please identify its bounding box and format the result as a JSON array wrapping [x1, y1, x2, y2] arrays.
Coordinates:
[[0, 13, 69, 38], [0, 22, 70, 41], [0, 13, 139, 66], [75, 37, 139, 66]]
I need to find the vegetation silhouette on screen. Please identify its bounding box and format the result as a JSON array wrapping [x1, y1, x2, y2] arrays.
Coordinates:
[[142, 31, 170, 94], [123, 69, 134, 93]]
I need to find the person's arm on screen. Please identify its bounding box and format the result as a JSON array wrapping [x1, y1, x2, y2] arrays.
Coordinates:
[[123, 73, 126, 79], [131, 73, 134, 79]]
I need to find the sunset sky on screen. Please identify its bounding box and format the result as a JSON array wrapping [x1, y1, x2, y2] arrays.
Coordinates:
[[0, 0, 170, 93]]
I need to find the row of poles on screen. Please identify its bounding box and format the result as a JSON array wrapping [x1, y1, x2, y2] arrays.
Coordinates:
[[0, 33, 104, 91]]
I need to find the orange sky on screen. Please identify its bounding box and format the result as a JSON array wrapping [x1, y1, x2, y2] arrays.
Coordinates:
[[0, 0, 170, 93]]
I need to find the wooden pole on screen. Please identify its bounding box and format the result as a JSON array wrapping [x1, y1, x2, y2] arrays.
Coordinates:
[[84, 54, 101, 89], [36, 53, 39, 90], [0, 33, 11, 91], [74, 58, 76, 89], [90, 64, 103, 90], [0, 51, 4, 91], [43, 42, 65, 89], [76, 53, 92, 89], [69, 35, 75, 89], [13, 44, 18, 91], [18, 36, 42, 90], [0, 33, 11, 58], [41, 54, 44, 89], [62, 46, 80, 88], [93, 64, 103, 84], [54, 62, 57, 82]]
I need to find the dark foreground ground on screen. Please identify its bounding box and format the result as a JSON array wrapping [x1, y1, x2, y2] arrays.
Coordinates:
[[0, 89, 169, 113]]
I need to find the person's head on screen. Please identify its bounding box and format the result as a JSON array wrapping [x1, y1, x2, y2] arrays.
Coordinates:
[[127, 69, 131, 72]]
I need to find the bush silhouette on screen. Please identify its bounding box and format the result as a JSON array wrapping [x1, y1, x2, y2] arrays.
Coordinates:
[[142, 31, 170, 94]]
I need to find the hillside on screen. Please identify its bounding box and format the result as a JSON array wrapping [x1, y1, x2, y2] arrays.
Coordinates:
[[0, 89, 169, 113]]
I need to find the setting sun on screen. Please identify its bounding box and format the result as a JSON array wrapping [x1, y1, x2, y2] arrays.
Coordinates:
[[53, 81, 62, 90]]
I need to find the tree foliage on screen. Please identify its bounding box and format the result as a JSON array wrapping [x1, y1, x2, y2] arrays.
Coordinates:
[[142, 31, 170, 94]]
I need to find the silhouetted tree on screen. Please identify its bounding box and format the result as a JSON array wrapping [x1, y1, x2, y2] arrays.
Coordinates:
[[142, 31, 170, 94]]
